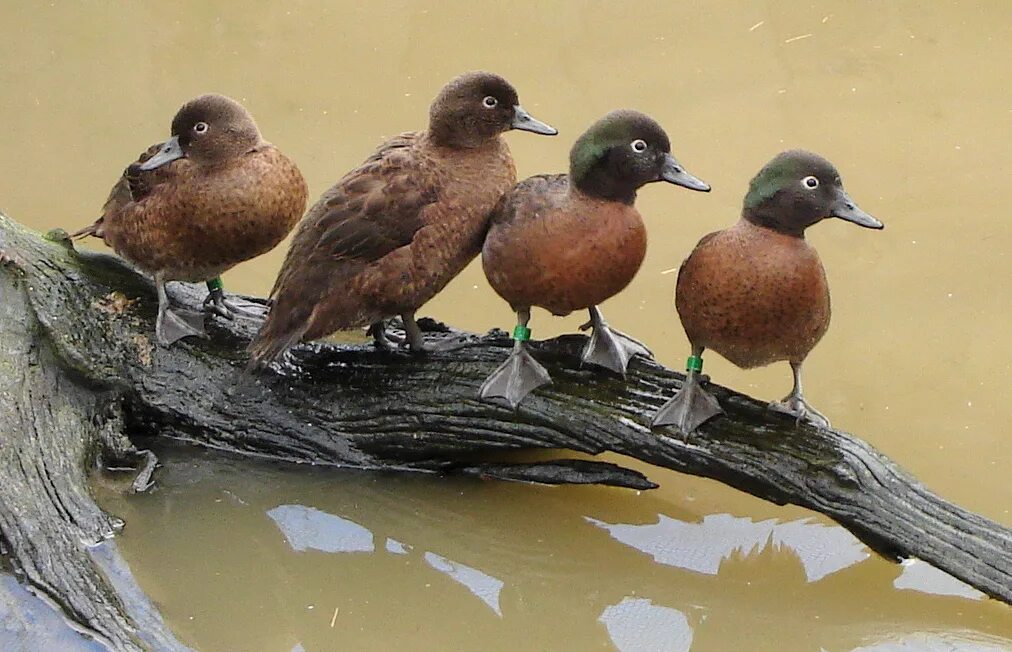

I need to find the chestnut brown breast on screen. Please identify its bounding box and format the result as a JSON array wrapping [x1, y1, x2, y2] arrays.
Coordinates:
[[676, 219, 830, 368], [96, 144, 308, 282], [482, 174, 647, 316]]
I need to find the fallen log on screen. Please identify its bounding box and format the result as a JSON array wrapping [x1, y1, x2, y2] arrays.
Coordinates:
[[0, 212, 1008, 649]]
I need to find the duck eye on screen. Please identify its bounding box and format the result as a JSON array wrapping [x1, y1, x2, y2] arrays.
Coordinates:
[[631, 139, 648, 153], [193, 121, 209, 134], [482, 96, 498, 108], [802, 175, 819, 189]]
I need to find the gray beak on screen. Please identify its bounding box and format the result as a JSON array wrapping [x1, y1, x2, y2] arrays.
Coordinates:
[[139, 136, 185, 171], [660, 154, 711, 192], [830, 190, 884, 229], [511, 105, 558, 136]]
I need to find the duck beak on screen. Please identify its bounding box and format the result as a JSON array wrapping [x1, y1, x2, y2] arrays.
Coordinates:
[[138, 136, 185, 171], [660, 154, 711, 192], [830, 190, 884, 229], [511, 105, 558, 135]]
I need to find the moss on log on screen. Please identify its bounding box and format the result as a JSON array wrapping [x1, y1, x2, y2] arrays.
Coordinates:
[[0, 212, 1008, 648]]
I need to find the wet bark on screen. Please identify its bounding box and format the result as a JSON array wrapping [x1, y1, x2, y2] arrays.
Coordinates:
[[0, 212, 1008, 648]]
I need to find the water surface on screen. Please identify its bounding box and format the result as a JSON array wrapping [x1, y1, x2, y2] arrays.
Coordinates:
[[1, 1, 1009, 650]]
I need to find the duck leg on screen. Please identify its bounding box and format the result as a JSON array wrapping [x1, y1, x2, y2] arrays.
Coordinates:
[[479, 309, 551, 408], [769, 361, 831, 428], [651, 346, 723, 433], [154, 277, 206, 346], [402, 311, 479, 353], [203, 277, 267, 320], [368, 321, 400, 351], [578, 306, 652, 374]]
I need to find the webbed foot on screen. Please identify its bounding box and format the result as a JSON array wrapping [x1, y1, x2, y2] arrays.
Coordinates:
[[579, 306, 651, 374], [769, 395, 831, 429], [203, 288, 267, 320], [479, 343, 552, 408], [156, 304, 206, 346], [369, 321, 401, 351], [651, 372, 723, 434]]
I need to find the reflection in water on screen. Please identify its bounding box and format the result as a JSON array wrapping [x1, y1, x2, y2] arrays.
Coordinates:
[[424, 552, 504, 617], [893, 559, 984, 601], [268, 501, 505, 617], [770, 518, 869, 582], [267, 504, 374, 553], [94, 448, 1012, 651], [385, 538, 410, 555], [0, 573, 106, 652], [87, 540, 196, 651], [599, 597, 693, 652], [589, 513, 868, 582], [852, 631, 1012, 652]]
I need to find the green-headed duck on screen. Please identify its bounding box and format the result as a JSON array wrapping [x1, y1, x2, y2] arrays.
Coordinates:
[[652, 149, 884, 432], [479, 110, 710, 407]]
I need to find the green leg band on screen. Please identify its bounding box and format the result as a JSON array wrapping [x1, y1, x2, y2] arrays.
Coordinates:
[[686, 354, 703, 373], [206, 277, 224, 292], [512, 325, 531, 342]]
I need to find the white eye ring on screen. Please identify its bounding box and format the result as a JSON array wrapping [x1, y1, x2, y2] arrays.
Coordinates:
[[631, 139, 648, 153], [482, 96, 498, 108], [802, 175, 819, 189], [194, 121, 209, 134]]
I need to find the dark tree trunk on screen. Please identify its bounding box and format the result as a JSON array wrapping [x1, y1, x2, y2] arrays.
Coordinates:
[[0, 213, 1008, 649]]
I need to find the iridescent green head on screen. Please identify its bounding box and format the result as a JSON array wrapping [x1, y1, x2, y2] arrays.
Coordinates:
[[569, 110, 710, 204], [743, 150, 884, 236]]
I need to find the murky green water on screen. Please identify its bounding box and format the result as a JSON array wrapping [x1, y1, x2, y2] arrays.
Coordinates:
[[1, 1, 1009, 650]]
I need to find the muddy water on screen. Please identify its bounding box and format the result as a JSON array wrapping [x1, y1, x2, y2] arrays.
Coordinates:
[[1, 1, 1010, 650]]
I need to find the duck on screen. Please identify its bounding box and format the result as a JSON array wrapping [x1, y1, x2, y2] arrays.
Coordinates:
[[479, 110, 710, 408], [73, 93, 308, 346], [248, 71, 557, 366], [651, 149, 884, 433]]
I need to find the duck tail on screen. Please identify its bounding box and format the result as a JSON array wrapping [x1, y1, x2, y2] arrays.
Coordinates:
[[247, 299, 313, 371], [69, 217, 104, 240]]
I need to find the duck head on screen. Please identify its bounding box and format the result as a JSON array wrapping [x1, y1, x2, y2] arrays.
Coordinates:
[[428, 71, 557, 148], [742, 149, 884, 236], [569, 109, 710, 205], [140, 94, 262, 171]]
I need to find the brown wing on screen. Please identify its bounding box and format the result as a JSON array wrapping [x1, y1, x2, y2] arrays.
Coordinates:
[[250, 132, 439, 365], [71, 143, 178, 240], [488, 174, 568, 229]]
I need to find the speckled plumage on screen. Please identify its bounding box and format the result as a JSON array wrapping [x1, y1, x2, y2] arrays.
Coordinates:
[[250, 71, 556, 364], [73, 94, 308, 346], [652, 149, 883, 432], [676, 219, 831, 367], [478, 110, 710, 408], [76, 96, 305, 283], [483, 174, 647, 316], [86, 143, 307, 283]]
